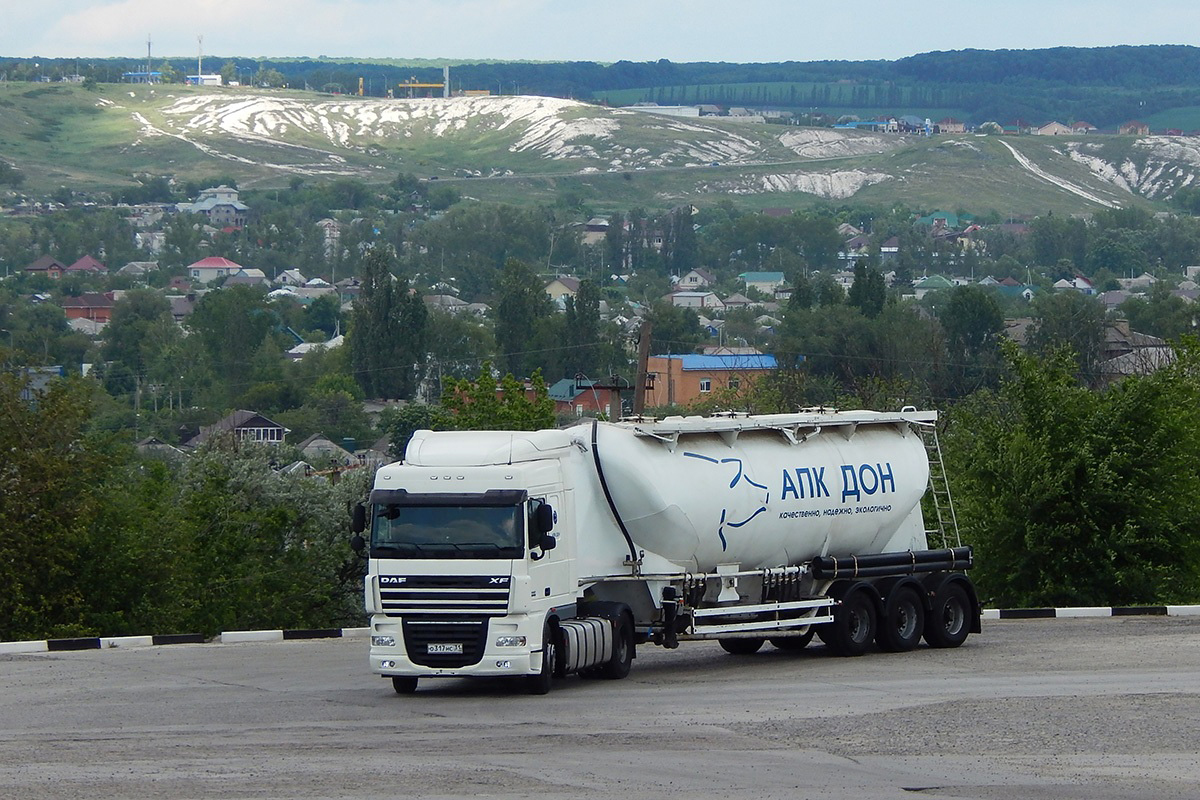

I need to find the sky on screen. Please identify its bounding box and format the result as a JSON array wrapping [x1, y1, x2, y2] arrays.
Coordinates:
[[5, 0, 1200, 63]]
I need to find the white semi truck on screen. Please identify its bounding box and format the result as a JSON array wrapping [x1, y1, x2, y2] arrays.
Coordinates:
[[350, 409, 979, 694]]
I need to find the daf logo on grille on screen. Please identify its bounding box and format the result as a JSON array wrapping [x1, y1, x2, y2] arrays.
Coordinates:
[[380, 576, 407, 585], [489, 577, 509, 585]]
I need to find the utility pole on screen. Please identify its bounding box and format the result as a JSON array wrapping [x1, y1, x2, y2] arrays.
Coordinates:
[[197, 34, 203, 85], [633, 319, 653, 416]]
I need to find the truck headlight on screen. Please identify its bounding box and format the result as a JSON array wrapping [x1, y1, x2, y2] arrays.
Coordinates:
[[372, 635, 396, 647], [495, 635, 527, 647]]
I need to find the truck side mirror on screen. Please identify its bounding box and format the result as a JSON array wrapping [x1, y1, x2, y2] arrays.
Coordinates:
[[534, 503, 554, 534], [350, 534, 366, 554], [351, 502, 366, 533], [539, 533, 557, 551]]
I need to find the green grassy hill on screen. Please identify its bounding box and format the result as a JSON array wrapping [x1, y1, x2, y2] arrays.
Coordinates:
[[1, 82, 1192, 216]]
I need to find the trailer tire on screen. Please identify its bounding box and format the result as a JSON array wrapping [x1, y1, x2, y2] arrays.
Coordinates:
[[391, 676, 418, 694], [528, 624, 558, 695], [600, 614, 634, 680], [876, 585, 925, 652], [924, 583, 971, 649], [718, 637, 765, 655], [769, 628, 815, 651], [822, 588, 877, 657]]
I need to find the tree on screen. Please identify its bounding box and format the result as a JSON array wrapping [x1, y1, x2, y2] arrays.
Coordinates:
[[1027, 290, 1106, 383], [441, 362, 555, 431], [349, 247, 427, 400], [219, 61, 238, 85], [0, 373, 108, 639], [494, 258, 553, 377], [945, 340, 1200, 607], [938, 286, 1004, 395], [185, 285, 279, 401], [377, 403, 453, 458], [102, 289, 178, 378], [847, 257, 885, 319], [1119, 282, 1197, 340]]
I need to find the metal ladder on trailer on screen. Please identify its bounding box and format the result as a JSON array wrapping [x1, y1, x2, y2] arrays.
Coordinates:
[[918, 423, 961, 550]]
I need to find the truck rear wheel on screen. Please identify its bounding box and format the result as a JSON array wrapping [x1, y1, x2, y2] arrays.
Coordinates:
[[876, 585, 925, 652], [391, 676, 418, 694], [822, 589, 877, 657], [718, 637, 765, 655], [924, 583, 971, 649]]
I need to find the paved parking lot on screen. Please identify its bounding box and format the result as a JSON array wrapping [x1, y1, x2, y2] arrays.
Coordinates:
[[2, 617, 1198, 799]]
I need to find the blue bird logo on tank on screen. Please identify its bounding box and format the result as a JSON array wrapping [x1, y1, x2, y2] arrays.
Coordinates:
[[682, 452, 769, 551]]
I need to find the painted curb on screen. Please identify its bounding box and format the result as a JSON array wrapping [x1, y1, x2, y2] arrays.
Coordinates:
[[2, 611, 1197, 653], [0, 627, 364, 653], [983, 605, 1200, 619]]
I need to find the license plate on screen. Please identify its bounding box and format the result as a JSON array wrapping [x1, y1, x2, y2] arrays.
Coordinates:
[[427, 642, 463, 654]]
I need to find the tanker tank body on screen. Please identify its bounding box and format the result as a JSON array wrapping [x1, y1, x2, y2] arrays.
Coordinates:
[[579, 412, 931, 573], [571, 409, 979, 659]]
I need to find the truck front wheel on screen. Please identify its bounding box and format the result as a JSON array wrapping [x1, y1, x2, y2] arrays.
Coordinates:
[[528, 624, 558, 695], [391, 676, 418, 694], [821, 589, 877, 656]]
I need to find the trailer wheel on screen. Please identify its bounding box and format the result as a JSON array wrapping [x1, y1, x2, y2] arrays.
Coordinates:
[[822, 589, 877, 656], [391, 676, 418, 694], [718, 637, 765, 655], [600, 614, 634, 680], [924, 583, 971, 649], [527, 624, 558, 695], [876, 585, 925, 652], [769, 628, 815, 651]]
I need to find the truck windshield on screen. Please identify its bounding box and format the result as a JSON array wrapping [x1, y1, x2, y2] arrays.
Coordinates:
[[371, 504, 524, 559]]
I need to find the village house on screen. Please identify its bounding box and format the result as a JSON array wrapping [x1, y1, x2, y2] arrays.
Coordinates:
[[739, 271, 786, 294], [187, 256, 245, 284], [184, 410, 289, 449], [677, 268, 716, 289], [25, 256, 66, 279], [179, 185, 250, 228], [667, 290, 724, 310], [1053, 275, 1096, 295], [1035, 121, 1073, 136], [67, 255, 106, 275], [937, 118, 966, 134], [547, 378, 611, 418], [1119, 121, 1150, 136], [544, 276, 581, 302], [644, 353, 778, 407], [60, 292, 117, 323], [580, 217, 610, 246]]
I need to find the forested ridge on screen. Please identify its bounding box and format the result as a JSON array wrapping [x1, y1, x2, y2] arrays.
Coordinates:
[[6, 45, 1200, 126]]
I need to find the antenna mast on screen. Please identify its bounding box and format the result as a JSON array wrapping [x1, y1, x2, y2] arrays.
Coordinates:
[[197, 35, 203, 85]]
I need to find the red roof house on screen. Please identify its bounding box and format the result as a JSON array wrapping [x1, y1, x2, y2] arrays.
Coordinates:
[[187, 256, 245, 284], [67, 255, 107, 274]]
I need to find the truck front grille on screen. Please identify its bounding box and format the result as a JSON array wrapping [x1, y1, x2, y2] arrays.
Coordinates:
[[379, 575, 510, 617], [402, 619, 489, 668]]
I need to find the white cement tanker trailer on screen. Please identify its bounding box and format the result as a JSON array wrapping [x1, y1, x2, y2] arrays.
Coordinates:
[[351, 409, 979, 694]]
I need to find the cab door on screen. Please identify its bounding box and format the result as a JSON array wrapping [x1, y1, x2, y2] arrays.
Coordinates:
[[527, 492, 573, 609]]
